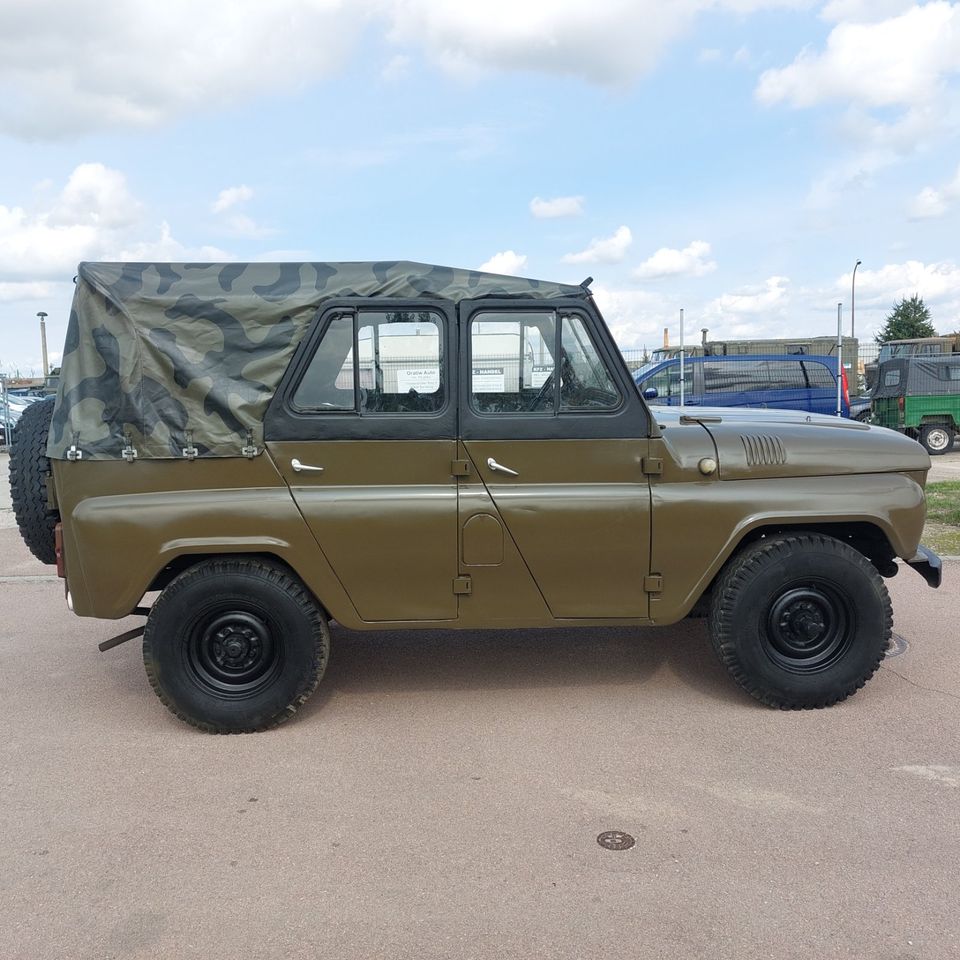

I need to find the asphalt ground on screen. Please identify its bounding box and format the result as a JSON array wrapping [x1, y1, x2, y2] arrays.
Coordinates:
[[1, 456, 958, 958]]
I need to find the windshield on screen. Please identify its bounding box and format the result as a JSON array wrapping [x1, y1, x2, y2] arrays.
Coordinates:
[[633, 361, 662, 380]]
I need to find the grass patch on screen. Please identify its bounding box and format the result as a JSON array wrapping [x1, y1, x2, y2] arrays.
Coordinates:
[[924, 481, 960, 555], [926, 481, 960, 526]]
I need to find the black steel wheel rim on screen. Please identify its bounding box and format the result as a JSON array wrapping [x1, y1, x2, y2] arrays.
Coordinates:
[[763, 581, 855, 673], [186, 609, 282, 698]]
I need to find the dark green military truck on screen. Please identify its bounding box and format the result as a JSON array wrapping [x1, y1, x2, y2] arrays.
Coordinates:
[[871, 356, 960, 454], [9, 261, 942, 732]]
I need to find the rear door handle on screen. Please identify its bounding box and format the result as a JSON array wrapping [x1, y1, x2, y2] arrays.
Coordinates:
[[486, 457, 519, 476], [291, 458, 324, 473]]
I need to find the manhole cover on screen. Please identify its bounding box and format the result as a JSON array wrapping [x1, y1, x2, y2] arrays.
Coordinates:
[[597, 830, 635, 851], [886, 633, 909, 658]]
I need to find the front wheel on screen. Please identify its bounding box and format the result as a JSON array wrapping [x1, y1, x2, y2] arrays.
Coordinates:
[[709, 534, 891, 709], [143, 558, 329, 732], [920, 423, 955, 455]]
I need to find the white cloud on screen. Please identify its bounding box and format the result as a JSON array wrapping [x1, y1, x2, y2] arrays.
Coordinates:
[[210, 184, 273, 238], [0, 281, 67, 303], [707, 276, 791, 321], [529, 195, 584, 219], [591, 285, 674, 349], [212, 185, 253, 214], [0, 0, 365, 138], [117, 222, 229, 262], [562, 225, 632, 265], [841, 259, 960, 312], [388, 1, 810, 87], [479, 250, 528, 275], [757, 4, 960, 110], [0, 163, 226, 284], [48, 163, 142, 229], [909, 164, 960, 219], [382, 54, 412, 82], [0, 0, 815, 139], [820, 0, 915, 23], [633, 240, 716, 280]]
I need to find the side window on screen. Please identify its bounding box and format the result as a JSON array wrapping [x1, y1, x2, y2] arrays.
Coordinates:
[[768, 361, 807, 389], [802, 361, 835, 388], [704, 361, 756, 394], [559, 314, 621, 410], [469, 311, 621, 414], [641, 363, 692, 402], [294, 309, 444, 414]]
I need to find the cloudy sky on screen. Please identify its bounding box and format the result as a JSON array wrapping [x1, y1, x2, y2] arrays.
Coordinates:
[[2, 0, 960, 373]]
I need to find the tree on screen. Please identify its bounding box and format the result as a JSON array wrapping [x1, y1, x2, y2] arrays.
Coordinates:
[[874, 294, 937, 343]]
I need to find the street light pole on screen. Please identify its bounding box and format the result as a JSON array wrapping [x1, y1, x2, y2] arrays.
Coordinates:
[[851, 260, 861, 340], [37, 311, 49, 380]]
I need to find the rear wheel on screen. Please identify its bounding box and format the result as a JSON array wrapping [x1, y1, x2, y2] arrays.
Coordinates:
[[709, 534, 891, 709], [919, 423, 954, 455], [8, 397, 58, 564], [143, 558, 329, 733]]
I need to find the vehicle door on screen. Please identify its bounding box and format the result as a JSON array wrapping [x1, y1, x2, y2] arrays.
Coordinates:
[[458, 300, 653, 619], [265, 302, 459, 622], [801, 359, 838, 416]]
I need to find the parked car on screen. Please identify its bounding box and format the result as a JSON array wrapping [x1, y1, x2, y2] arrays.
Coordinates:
[[633, 354, 850, 417], [9, 260, 939, 732], [871, 355, 960, 454], [848, 394, 873, 422]]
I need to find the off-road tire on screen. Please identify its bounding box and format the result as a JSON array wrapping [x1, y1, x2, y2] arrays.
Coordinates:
[[919, 423, 954, 456], [8, 397, 58, 564], [143, 558, 329, 733], [709, 534, 891, 709]]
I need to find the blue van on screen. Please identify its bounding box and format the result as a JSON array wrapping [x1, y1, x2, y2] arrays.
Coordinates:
[[633, 354, 850, 417]]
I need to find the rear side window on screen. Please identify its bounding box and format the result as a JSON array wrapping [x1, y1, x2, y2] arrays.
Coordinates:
[[766, 361, 807, 389], [801, 361, 835, 388], [294, 310, 444, 414]]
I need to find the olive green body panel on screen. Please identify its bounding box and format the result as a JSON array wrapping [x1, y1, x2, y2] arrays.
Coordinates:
[[649, 466, 927, 625], [460, 439, 651, 618], [706, 415, 930, 480], [53, 425, 928, 628], [267, 440, 459, 622], [52, 456, 362, 624]]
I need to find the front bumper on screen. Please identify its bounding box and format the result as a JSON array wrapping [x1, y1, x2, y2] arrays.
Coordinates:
[[904, 545, 943, 588]]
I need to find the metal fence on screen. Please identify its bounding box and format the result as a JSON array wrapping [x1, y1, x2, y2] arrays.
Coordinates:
[[0, 376, 59, 452]]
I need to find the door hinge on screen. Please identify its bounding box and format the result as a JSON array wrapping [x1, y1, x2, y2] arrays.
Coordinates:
[[453, 576, 472, 595], [641, 457, 663, 476], [451, 459, 471, 476], [644, 574, 664, 593]]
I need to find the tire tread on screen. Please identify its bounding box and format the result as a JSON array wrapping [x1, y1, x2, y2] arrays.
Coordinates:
[[142, 558, 328, 733], [709, 534, 892, 709]]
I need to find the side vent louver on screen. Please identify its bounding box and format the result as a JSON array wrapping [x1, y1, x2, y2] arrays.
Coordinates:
[[741, 434, 787, 466]]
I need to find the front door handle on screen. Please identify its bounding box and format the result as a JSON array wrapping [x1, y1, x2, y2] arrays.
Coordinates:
[[291, 458, 324, 473], [486, 457, 519, 477]]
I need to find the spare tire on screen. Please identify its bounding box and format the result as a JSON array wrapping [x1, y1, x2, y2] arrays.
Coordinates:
[[9, 397, 58, 564]]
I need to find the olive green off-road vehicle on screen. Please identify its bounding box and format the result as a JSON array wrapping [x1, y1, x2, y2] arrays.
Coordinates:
[[9, 261, 942, 732]]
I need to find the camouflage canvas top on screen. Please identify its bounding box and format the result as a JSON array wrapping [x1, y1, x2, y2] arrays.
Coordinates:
[[47, 261, 585, 460]]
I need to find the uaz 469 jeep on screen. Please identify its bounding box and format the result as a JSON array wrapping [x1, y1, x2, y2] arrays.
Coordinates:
[[9, 261, 942, 732]]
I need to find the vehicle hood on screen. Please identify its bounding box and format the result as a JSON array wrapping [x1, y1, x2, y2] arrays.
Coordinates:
[[653, 406, 930, 480]]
